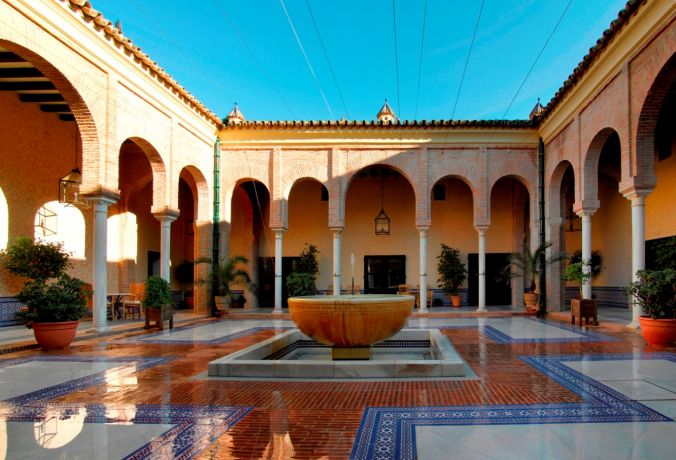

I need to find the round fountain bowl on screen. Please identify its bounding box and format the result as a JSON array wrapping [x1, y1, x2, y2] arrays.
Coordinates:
[[287, 294, 415, 347]]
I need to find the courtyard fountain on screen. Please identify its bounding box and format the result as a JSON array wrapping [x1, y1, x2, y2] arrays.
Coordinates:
[[208, 294, 466, 379]]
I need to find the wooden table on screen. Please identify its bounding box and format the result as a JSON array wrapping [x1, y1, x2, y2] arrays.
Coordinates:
[[107, 293, 131, 320]]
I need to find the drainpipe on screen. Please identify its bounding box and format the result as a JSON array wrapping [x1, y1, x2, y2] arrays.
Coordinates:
[[212, 137, 221, 314], [538, 137, 547, 316]]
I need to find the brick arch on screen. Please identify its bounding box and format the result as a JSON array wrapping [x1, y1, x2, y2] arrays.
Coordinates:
[[121, 137, 167, 210], [225, 178, 271, 224], [548, 160, 574, 221], [488, 159, 537, 224], [179, 166, 209, 222], [281, 164, 327, 201], [341, 162, 417, 220], [0, 40, 101, 192], [580, 127, 618, 208], [635, 51, 676, 190]]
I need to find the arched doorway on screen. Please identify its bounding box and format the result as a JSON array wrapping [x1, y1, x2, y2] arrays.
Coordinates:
[[344, 166, 416, 294]]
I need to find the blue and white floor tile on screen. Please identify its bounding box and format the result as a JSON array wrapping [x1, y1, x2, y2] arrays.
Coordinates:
[[351, 353, 676, 460]]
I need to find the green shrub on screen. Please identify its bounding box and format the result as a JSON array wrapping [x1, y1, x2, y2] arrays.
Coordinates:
[[286, 272, 317, 297], [627, 269, 676, 320], [143, 276, 172, 309], [1, 238, 88, 328], [437, 244, 466, 296]]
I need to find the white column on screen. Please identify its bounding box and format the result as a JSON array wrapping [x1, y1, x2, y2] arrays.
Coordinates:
[[628, 195, 646, 329], [332, 229, 342, 295], [156, 215, 176, 282], [477, 228, 487, 312], [419, 228, 428, 311], [274, 230, 284, 312], [90, 198, 114, 332], [580, 213, 592, 300]]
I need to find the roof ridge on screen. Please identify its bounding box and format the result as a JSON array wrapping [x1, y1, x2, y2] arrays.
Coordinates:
[[62, 0, 221, 126]]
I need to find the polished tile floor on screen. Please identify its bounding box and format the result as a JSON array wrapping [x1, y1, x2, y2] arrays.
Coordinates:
[[0, 309, 674, 459]]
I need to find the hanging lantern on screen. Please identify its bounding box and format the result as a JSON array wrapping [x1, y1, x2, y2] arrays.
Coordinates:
[[58, 167, 82, 205], [374, 174, 390, 235]]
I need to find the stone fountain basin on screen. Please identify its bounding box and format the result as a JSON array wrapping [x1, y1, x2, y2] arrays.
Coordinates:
[[287, 294, 415, 347]]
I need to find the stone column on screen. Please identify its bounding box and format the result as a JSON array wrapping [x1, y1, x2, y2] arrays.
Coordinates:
[[331, 228, 342, 295], [154, 211, 179, 282], [477, 227, 488, 312], [419, 227, 428, 311], [579, 212, 593, 300], [628, 194, 646, 329], [274, 230, 284, 313], [86, 195, 117, 332]]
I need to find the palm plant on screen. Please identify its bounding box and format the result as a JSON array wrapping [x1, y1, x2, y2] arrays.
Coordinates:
[[506, 241, 565, 293], [208, 255, 253, 297]]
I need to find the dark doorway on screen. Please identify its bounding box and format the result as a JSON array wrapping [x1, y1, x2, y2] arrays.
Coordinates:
[[364, 255, 406, 294], [148, 251, 160, 278], [467, 253, 511, 306], [257, 256, 300, 308]]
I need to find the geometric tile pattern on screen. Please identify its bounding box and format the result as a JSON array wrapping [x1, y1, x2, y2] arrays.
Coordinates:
[[0, 355, 171, 404], [119, 326, 291, 344], [482, 318, 618, 343], [351, 353, 674, 460], [0, 402, 252, 460]]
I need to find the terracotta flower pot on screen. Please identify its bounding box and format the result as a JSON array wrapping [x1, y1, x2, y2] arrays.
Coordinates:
[[449, 295, 461, 308], [523, 292, 539, 314], [639, 317, 676, 347], [32, 321, 79, 350]]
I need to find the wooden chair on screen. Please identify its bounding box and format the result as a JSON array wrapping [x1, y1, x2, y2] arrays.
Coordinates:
[[123, 282, 144, 320]]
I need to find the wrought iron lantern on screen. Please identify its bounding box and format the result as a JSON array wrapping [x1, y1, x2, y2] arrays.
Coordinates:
[[375, 176, 390, 235], [58, 129, 86, 207]]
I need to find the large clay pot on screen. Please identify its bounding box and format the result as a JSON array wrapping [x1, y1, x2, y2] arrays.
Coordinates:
[[32, 321, 79, 350], [639, 317, 676, 347], [523, 292, 539, 314], [449, 295, 461, 308]]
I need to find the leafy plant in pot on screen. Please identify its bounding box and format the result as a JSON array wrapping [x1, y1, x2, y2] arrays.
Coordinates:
[[562, 259, 601, 326], [0, 237, 89, 350], [199, 255, 253, 315], [286, 244, 320, 297], [142, 275, 174, 330], [437, 244, 467, 307], [627, 269, 676, 346], [505, 242, 565, 315]]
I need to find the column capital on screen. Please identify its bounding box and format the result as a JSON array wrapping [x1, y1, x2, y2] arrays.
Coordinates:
[[329, 226, 344, 234], [82, 188, 119, 206], [271, 227, 287, 235], [573, 201, 598, 217], [152, 207, 180, 222], [417, 226, 430, 233], [475, 225, 489, 234], [621, 186, 653, 201]]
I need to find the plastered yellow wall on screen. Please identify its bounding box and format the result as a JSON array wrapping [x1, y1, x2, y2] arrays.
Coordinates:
[[646, 153, 676, 240]]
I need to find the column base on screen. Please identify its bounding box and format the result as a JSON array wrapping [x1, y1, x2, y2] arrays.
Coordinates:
[[625, 321, 641, 332], [476, 307, 487, 313], [87, 326, 112, 334]]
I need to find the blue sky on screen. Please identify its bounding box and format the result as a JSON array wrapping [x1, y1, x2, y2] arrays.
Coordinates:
[[93, 0, 628, 121]]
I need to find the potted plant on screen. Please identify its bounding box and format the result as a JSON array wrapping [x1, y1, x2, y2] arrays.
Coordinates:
[[201, 255, 253, 315], [142, 275, 174, 330], [286, 244, 320, 297], [506, 241, 565, 314], [627, 269, 676, 346], [437, 244, 467, 307], [0, 237, 89, 349], [562, 259, 600, 326]]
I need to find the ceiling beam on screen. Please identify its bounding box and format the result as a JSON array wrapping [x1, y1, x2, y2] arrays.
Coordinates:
[[18, 93, 65, 102], [0, 68, 44, 78], [0, 52, 25, 64], [58, 114, 75, 122], [0, 82, 56, 91], [40, 104, 70, 113]]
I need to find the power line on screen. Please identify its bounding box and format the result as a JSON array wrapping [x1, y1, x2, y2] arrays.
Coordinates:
[[414, 0, 428, 121], [451, 0, 484, 120], [305, 0, 351, 120], [392, 0, 401, 118], [279, 0, 335, 120], [210, 0, 298, 120], [500, 0, 573, 120], [129, 0, 234, 106]]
